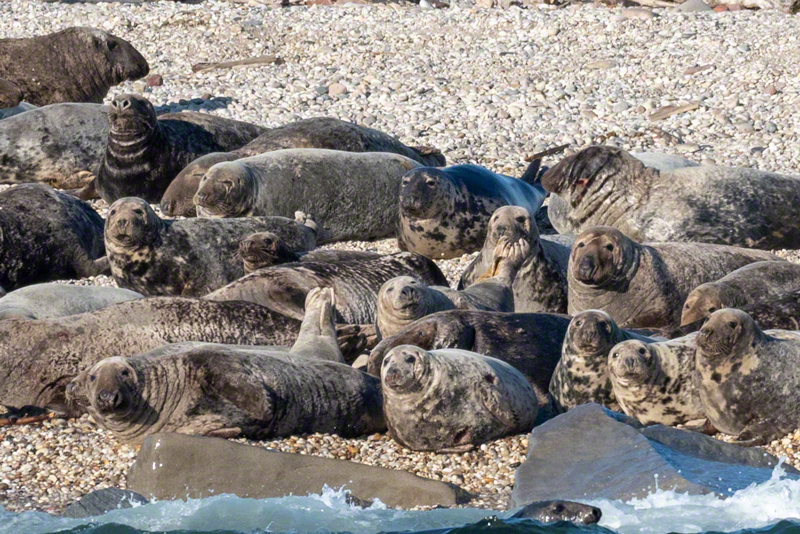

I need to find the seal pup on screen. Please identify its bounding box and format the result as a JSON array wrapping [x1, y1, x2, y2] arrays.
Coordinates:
[[549, 310, 658, 413], [695, 308, 800, 444], [204, 252, 448, 325], [105, 198, 316, 297], [608, 334, 704, 426], [193, 148, 421, 243], [567, 226, 780, 329], [0, 184, 108, 291], [94, 94, 265, 204], [542, 145, 800, 250], [459, 206, 575, 313], [160, 117, 446, 217], [396, 162, 547, 259], [0, 78, 22, 108], [0, 284, 143, 320], [511, 501, 602, 525], [380, 345, 538, 452], [0, 27, 148, 106]]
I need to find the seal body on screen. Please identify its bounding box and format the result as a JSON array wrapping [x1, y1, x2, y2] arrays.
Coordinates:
[[542, 146, 800, 250], [0, 284, 143, 320], [381, 346, 538, 452], [511, 500, 602, 525], [161, 117, 445, 217], [567, 226, 780, 329], [397, 162, 547, 259], [105, 198, 316, 297], [0, 27, 149, 106], [0, 184, 107, 290], [194, 148, 421, 243]]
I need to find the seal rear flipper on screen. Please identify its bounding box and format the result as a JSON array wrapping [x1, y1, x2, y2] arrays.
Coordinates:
[[67, 177, 100, 201], [732, 420, 774, 446], [290, 287, 344, 362], [336, 324, 378, 362]]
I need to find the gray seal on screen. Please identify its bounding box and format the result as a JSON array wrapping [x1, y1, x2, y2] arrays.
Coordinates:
[[567, 226, 780, 329], [511, 500, 602, 525], [459, 206, 575, 313], [381, 345, 538, 452], [542, 145, 800, 250], [193, 148, 421, 243], [396, 161, 547, 259], [0, 184, 108, 291], [160, 117, 446, 217], [0, 283, 143, 320], [105, 197, 316, 297]]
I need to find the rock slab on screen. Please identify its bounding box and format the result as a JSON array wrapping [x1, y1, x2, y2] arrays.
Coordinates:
[[62, 488, 149, 518]]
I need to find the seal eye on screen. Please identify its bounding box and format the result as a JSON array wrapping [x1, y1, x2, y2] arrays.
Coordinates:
[[575, 319, 583, 327], [577, 243, 585, 248], [605, 244, 614, 251], [90, 375, 96, 382], [612, 352, 618, 359], [709, 307, 717, 313], [121, 370, 130, 378], [727, 321, 738, 329], [221, 180, 233, 187], [515, 216, 526, 224], [110, 209, 116, 216], [638, 347, 646, 355], [425, 178, 436, 186], [133, 209, 144, 216], [107, 40, 117, 51], [405, 356, 415, 364]]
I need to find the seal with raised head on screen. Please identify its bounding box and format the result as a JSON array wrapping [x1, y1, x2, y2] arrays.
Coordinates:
[[567, 226, 780, 329], [0, 27, 149, 106], [396, 161, 547, 259], [549, 310, 658, 413], [94, 94, 265, 204], [381, 345, 538, 452], [0, 284, 143, 320], [105, 198, 316, 297], [542, 145, 800, 250], [511, 500, 602, 525], [0, 184, 108, 291], [193, 148, 421, 243], [459, 206, 575, 313], [161, 117, 446, 217]]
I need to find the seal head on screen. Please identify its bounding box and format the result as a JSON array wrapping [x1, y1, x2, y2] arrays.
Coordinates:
[[238, 232, 301, 273], [569, 226, 637, 288], [194, 162, 256, 218], [108, 94, 157, 142], [105, 198, 161, 251], [377, 277, 438, 338], [608, 340, 655, 387], [511, 500, 602, 525], [67, 356, 138, 418], [681, 283, 727, 326], [696, 308, 757, 364], [381, 345, 430, 393], [398, 168, 454, 220]]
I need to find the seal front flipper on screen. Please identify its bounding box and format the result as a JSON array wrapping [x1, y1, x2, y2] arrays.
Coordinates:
[[199, 353, 277, 424], [732, 419, 774, 446], [479, 371, 524, 431], [437, 444, 475, 453], [336, 324, 378, 361]]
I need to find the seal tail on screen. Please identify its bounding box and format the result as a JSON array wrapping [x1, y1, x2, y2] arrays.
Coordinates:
[[519, 143, 571, 186]]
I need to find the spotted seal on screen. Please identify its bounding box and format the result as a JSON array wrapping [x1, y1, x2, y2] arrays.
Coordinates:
[[0, 284, 143, 320], [161, 117, 445, 217], [238, 232, 377, 274], [567, 226, 780, 329], [396, 161, 547, 259], [105, 198, 316, 297], [511, 501, 602, 525], [380, 345, 538, 452]]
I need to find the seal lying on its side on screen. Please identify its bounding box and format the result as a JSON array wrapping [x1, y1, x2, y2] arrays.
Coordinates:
[[0, 284, 143, 320], [238, 232, 377, 274], [161, 117, 445, 217], [396, 161, 547, 259], [105, 198, 316, 297], [511, 500, 602, 525], [381, 345, 538, 452]]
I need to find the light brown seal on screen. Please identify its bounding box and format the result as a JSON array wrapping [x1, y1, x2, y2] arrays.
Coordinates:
[[0, 284, 143, 320]]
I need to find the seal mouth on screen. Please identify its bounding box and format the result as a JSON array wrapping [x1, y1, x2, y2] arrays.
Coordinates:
[[95, 389, 127, 414]]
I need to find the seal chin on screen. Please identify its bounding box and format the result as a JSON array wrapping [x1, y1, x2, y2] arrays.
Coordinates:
[[95, 389, 126, 414]]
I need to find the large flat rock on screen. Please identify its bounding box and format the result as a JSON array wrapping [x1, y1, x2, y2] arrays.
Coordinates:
[[128, 433, 470, 509], [512, 404, 798, 506]]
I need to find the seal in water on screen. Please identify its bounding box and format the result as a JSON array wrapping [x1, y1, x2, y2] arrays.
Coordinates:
[[0, 184, 108, 291], [542, 145, 800, 250], [681, 261, 800, 326], [567, 226, 780, 329], [0, 27, 149, 106], [549, 310, 658, 413], [161, 117, 446, 217], [105, 198, 316, 297], [0, 284, 143, 320], [511, 500, 602, 525], [380, 345, 538, 452], [94, 94, 265, 204], [459, 206, 575, 313], [0, 78, 23, 108], [193, 148, 421, 243]]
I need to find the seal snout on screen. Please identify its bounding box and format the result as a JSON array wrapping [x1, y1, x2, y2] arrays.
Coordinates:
[[576, 256, 596, 282], [108, 94, 156, 137]]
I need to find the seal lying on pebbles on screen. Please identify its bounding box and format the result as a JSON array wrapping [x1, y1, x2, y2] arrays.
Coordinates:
[[0, 297, 303, 411], [380, 345, 538, 452], [396, 162, 547, 259], [511, 500, 602, 525], [367, 310, 570, 406], [0, 284, 143, 320], [542, 145, 800, 250], [94, 94, 265, 204], [459, 206, 575, 313], [204, 252, 448, 324], [0, 184, 108, 291], [695, 308, 800, 445], [0, 27, 149, 106], [681, 261, 800, 326], [239, 232, 377, 274], [0, 78, 22, 108], [549, 310, 658, 413], [193, 148, 421, 243], [567, 226, 780, 329], [608, 334, 704, 426], [161, 117, 446, 217], [105, 198, 316, 297]]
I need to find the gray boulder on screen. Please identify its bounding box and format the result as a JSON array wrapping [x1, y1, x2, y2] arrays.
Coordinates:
[[62, 488, 148, 518], [512, 404, 798, 506], [675, 0, 714, 11]]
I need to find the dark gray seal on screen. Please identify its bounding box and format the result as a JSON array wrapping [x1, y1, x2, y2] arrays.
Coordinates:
[[511, 500, 602, 525], [105, 197, 316, 297], [567, 226, 780, 329], [193, 148, 421, 243], [0, 78, 22, 108], [0, 27, 148, 106], [396, 161, 547, 259], [94, 94, 266, 204], [542, 145, 800, 250], [161, 117, 446, 217], [0, 284, 143, 320], [381, 345, 538, 452], [0, 184, 108, 291], [459, 206, 575, 313]]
